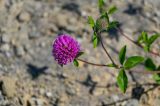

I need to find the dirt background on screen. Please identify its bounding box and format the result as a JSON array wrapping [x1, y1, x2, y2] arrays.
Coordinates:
[[0, 0, 160, 106]]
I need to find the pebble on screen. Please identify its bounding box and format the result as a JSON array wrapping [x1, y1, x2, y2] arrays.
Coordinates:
[[0, 0, 159, 106], [0, 44, 10, 52], [55, 13, 68, 27], [14, 45, 25, 57], [125, 99, 139, 106], [45, 92, 52, 98], [28, 27, 41, 39], [0, 76, 16, 98], [1, 34, 12, 43], [0, 91, 4, 100], [36, 99, 44, 106], [18, 11, 31, 22], [154, 97, 160, 106], [39, 88, 45, 95]]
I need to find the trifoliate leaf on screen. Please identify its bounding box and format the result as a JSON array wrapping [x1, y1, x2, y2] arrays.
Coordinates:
[[148, 34, 160, 45], [92, 32, 98, 48], [100, 12, 109, 24], [88, 16, 95, 28], [145, 58, 156, 71], [124, 56, 144, 70], [117, 68, 128, 93], [119, 45, 127, 65], [108, 6, 118, 15], [141, 31, 148, 43], [98, 0, 105, 9], [107, 21, 119, 30]]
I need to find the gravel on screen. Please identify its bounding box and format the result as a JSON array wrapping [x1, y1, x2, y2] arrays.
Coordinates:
[[0, 0, 159, 106]]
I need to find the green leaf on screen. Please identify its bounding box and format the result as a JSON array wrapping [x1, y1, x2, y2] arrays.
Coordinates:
[[88, 16, 95, 28], [117, 68, 128, 93], [76, 52, 84, 58], [119, 45, 127, 65], [95, 18, 102, 32], [145, 58, 156, 71], [153, 66, 160, 84], [137, 34, 143, 43], [108, 6, 117, 15], [143, 45, 150, 52], [148, 34, 160, 45], [98, 0, 105, 9], [92, 32, 98, 48], [100, 12, 109, 24], [124, 56, 144, 70], [141, 31, 148, 43], [153, 74, 160, 80], [153, 74, 160, 84], [73, 59, 79, 67], [107, 21, 119, 30]]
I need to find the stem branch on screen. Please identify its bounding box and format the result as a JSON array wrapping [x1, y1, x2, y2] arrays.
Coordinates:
[[99, 34, 116, 65], [77, 58, 160, 74], [77, 58, 108, 67], [117, 28, 160, 57]]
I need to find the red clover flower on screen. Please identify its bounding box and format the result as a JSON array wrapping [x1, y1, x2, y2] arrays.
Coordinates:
[[52, 34, 80, 65]]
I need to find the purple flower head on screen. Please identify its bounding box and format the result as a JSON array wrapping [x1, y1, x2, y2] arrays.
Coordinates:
[[52, 34, 80, 65]]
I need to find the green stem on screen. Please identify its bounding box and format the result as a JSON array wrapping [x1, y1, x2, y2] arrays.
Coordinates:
[[99, 34, 116, 65], [117, 28, 160, 57], [77, 58, 108, 67]]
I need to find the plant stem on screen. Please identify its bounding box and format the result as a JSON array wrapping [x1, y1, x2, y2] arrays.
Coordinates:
[[77, 58, 160, 74], [117, 28, 160, 57], [99, 34, 116, 65], [77, 58, 108, 67]]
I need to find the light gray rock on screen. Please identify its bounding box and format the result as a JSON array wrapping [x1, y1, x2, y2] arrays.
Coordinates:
[[18, 11, 31, 22], [1, 34, 12, 43], [28, 26, 41, 39], [0, 44, 10, 52], [14, 45, 25, 57], [125, 99, 139, 106], [45, 92, 52, 98]]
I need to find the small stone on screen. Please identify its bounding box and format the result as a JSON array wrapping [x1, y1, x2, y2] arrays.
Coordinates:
[[139, 94, 149, 105], [0, 44, 10, 52], [28, 98, 36, 106], [45, 92, 52, 98], [1, 34, 12, 43], [65, 85, 76, 96], [154, 97, 160, 106], [0, 76, 16, 98], [125, 99, 139, 106], [68, 17, 77, 25], [18, 11, 31, 22], [50, 24, 58, 32], [36, 99, 44, 106], [92, 87, 106, 96], [55, 13, 68, 27], [59, 94, 69, 103], [15, 46, 25, 57], [39, 88, 45, 95], [28, 27, 41, 39], [0, 91, 4, 100]]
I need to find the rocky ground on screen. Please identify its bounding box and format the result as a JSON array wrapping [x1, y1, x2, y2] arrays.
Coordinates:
[[0, 0, 160, 106]]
